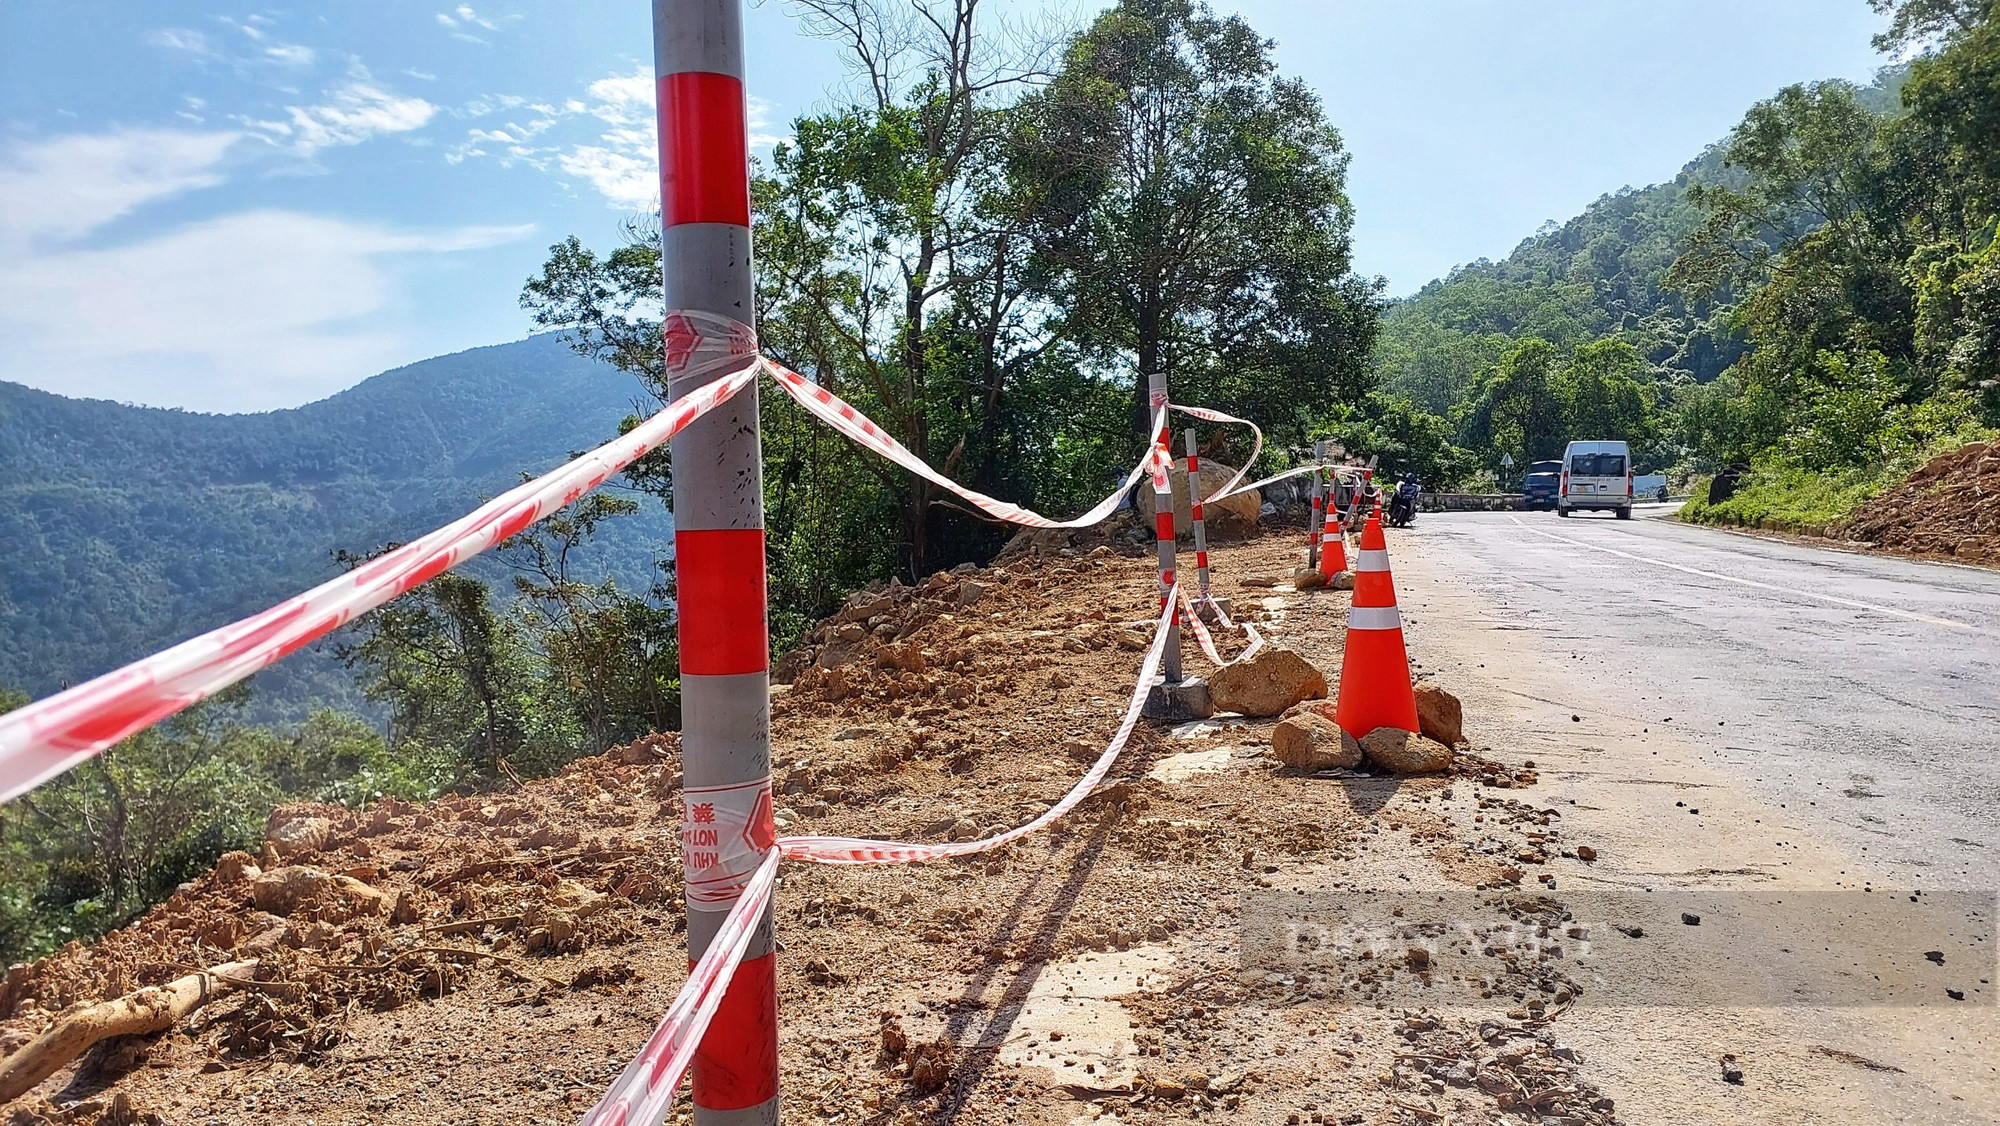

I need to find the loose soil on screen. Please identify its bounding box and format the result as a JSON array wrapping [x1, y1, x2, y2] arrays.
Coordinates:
[[0, 525, 1662, 1126], [1839, 442, 2000, 567]]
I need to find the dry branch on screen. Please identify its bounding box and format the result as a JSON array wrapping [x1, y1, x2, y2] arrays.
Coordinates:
[[0, 959, 257, 1105]]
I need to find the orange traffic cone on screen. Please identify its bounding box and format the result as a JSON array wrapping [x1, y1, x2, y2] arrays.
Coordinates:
[[1334, 511, 1419, 738], [1318, 502, 1349, 578]]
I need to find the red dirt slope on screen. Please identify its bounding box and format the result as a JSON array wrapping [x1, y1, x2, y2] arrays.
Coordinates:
[[1839, 442, 2000, 566]]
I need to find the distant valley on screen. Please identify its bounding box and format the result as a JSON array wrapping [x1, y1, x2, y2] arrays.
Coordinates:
[[0, 334, 672, 716]]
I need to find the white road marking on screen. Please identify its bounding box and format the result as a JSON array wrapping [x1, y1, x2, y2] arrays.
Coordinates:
[[1508, 517, 1987, 635]]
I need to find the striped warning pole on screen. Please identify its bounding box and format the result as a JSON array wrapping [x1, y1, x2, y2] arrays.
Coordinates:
[[1307, 441, 1325, 570], [655, 2, 779, 1124], [1185, 429, 1211, 599], [1149, 396, 1183, 684]]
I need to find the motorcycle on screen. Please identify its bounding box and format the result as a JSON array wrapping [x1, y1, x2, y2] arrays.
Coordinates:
[[1387, 479, 1420, 528]]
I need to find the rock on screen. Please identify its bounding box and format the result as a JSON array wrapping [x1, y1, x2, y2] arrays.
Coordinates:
[[251, 866, 388, 917], [1575, 845, 1598, 863], [838, 592, 895, 623], [833, 622, 868, 644], [957, 580, 987, 608], [1358, 727, 1453, 774], [264, 811, 332, 860], [1413, 682, 1465, 746], [1241, 574, 1285, 588], [1682, 912, 1701, 926], [1270, 713, 1362, 771], [832, 726, 877, 741], [1404, 947, 1431, 970], [1135, 458, 1261, 536], [1207, 646, 1328, 717], [1290, 568, 1327, 590], [213, 850, 261, 884], [1720, 1054, 1744, 1085], [1328, 571, 1356, 591]]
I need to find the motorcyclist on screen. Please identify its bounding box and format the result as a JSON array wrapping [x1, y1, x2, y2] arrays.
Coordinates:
[[1389, 473, 1421, 526]]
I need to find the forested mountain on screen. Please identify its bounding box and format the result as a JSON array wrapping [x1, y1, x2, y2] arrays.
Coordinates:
[[0, 334, 670, 711], [1373, 72, 1911, 421]]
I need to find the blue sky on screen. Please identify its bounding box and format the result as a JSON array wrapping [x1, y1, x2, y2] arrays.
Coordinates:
[[0, 1, 1890, 412]]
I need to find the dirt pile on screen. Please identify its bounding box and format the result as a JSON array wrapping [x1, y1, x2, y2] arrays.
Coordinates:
[[0, 531, 1601, 1126], [1838, 441, 2000, 564]]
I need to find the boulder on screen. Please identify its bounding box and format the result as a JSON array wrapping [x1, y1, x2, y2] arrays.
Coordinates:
[[1271, 712, 1363, 771], [1414, 682, 1465, 746], [1359, 727, 1454, 774], [264, 811, 331, 861], [250, 866, 388, 917], [837, 592, 895, 623], [1328, 571, 1356, 591], [1207, 646, 1328, 717], [1136, 458, 1261, 536], [1290, 569, 1327, 591]]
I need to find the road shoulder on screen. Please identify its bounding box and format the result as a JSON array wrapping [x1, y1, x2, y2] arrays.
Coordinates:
[[1394, 530, 2000, 1123]]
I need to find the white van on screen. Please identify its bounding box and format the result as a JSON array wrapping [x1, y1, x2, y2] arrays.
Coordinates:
[[1557, 440, 1633, 519]]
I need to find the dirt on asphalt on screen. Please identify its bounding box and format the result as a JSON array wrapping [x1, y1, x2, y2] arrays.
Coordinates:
[[0, 521, 1695, 1126]]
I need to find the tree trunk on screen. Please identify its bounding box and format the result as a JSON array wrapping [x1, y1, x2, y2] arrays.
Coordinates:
[[1133, 291, 1163, 441], [976, 234, 1013, 491], [902, 235, 937, 579], [0, 960, 259, 1103]]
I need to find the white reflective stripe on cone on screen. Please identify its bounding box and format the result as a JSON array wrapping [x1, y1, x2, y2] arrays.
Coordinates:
[[1348, 605, 1403, 631], [1357, 549, 1390, 571]]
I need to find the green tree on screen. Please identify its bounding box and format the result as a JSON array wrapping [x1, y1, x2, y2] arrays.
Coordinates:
[[1460, 338, 1569, 462], [1015, 0, 1379, 441], [336, 561, 531, 779], [1560, 339, 1660, 448]]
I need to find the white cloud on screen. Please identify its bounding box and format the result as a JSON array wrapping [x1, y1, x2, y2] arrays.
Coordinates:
[[559, 145, 657, 210], [0, 129, 240, 244], [146, 28, 217, 58], [0, 130, 533, 412], [0, 212, 527, 410], [263, 43, 316, 68], [249, 81, 438, 156], [436, 4, 508, 44]]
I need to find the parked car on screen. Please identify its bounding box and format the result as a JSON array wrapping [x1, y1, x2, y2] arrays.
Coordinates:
[[1523, 470, 1560, 510], [1558, 440, 1633, 519]]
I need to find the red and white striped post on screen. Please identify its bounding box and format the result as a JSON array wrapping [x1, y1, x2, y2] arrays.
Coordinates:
[[1148, 386, 1182, 685], [1307, 441, 1325, 570], [1184, 429, 1211, 599], [656, 2, 779, 1123]]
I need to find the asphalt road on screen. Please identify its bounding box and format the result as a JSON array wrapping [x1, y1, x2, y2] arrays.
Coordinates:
[[1406, 505, 2000, 891]]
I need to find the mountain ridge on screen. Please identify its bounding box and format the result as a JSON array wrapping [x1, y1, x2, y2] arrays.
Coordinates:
[[0, 333, 673, 713]]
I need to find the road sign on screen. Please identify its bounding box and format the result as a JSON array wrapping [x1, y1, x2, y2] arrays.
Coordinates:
[[1500, 453, 1515, 468]]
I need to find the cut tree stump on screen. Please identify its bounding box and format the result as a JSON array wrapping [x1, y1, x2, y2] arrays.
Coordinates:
[[0, 959, 258, 1105]]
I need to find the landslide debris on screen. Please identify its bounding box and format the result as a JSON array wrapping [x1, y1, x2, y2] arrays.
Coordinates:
[[1838, 441, 2000, 565], [0, 531, 1594, 1126]]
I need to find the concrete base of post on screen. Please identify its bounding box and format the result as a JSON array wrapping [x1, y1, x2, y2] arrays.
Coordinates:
[[1142, 675, 1212, 721], [1193, 596, 1234, 624]]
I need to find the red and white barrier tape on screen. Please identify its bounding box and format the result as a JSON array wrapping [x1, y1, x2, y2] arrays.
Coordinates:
[[777, 583, 1177, 865], [1168, 403, 1262, 505], [1180, 586, 1265, 668], [582, 848, 779, 1126], [766, 358, 1170, 529], [1210, 461, 1367, 506], [0, 313, 758, 804]]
